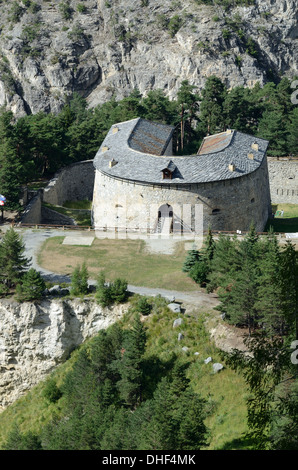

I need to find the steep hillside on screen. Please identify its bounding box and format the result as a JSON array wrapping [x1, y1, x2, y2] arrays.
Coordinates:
[[0, 0, 297, 116]]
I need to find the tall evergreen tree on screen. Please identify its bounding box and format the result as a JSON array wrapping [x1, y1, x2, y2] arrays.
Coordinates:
[[256, 231, 285, 335], [198, 76, 227, 135], [0, 228, 31, 287], [117, 314, 146, 408], [16, 268, 46, 301]]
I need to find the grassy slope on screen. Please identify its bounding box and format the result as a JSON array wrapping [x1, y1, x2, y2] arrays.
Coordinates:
[[0, 298, 250, 450]]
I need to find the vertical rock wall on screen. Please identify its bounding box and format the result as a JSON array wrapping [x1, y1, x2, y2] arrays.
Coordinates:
[[0, 298, 129, 410]]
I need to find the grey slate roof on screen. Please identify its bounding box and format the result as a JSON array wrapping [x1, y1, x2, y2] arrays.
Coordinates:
[[93, 118, 269, 185]]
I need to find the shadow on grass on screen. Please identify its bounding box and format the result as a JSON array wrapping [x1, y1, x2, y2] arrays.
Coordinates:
[[217, 434, 258, 450], [266, 218, 298, 233]]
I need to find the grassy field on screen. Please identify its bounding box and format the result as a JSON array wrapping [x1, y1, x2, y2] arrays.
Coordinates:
[[265, 203, 298, 233], [0, 299, 250, 450], [38, 236, 200, 291]]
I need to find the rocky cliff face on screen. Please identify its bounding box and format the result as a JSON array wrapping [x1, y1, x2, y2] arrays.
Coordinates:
[[0, 297, 128, 409], [0, 0, 297, 116]]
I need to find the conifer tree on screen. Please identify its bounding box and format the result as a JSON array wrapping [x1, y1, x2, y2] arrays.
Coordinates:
[[256, 230, 285, 335], [279, 241, 298, 340], [0, 228, 31, 287], [117, 314, 146, 408], [223, 225, 261, 333], [16, 268, 45, 301], [70, 265, 81, 296], [182, 246, 200, 272]]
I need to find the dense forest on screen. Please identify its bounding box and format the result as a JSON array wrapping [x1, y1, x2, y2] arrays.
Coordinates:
[[0, 75, 297, 209]]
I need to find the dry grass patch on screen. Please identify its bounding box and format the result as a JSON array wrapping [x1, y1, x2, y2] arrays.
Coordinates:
[[38, 236, 199, 291]]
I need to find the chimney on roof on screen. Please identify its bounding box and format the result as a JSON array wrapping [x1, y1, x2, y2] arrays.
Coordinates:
[[228, 163, 236, 172], [112, 127, 119, 134], [226, 129, 232, 134], [102, 146, 109, 152], [109, 158, 118, 168], [248, 153, 254, 160], [251, 142, 259, 151]]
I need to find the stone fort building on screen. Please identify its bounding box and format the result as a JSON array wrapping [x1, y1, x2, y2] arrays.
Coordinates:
[[91, 118, 272, 235]]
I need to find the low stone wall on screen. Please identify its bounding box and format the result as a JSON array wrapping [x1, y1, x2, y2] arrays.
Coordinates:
[[43, 160, 95, 206], [267, 159, 298, 204]]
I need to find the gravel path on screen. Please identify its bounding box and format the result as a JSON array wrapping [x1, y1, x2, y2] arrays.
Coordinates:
[[16, 227, 219, 311]]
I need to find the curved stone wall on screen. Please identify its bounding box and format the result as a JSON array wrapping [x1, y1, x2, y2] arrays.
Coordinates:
[[92, 155, 271, 233]]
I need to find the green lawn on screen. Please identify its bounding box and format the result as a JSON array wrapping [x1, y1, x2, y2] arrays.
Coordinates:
[[38, 236, 199, 291], [265, 203, 298, 233]]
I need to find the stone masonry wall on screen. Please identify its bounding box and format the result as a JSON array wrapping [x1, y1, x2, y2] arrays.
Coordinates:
[[92, 156, 271, 233], [43, 160, 95, 206], [267, 159, 298, 204]]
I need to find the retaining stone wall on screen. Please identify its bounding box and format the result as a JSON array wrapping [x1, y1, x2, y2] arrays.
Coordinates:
[[267, 159, 298, 204], [43, 160, 95, 206]]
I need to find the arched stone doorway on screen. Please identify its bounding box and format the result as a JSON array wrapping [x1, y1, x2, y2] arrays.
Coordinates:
[[157, 203, 173, 233]]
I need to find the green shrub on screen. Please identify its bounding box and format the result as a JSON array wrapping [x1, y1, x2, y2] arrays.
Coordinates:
[[96, 272, 128, 307], [136, 296, 152, 316], [168, 15, 182, 38], [222, 29, 231, 40], [59, 1, 72, 20], [43, 378, 63, 404], [76, 3, 87, 13], [9, 1, 24, 23]]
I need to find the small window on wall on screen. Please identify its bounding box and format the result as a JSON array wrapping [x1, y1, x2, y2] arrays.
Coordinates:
[[212, 209, 220, 214]]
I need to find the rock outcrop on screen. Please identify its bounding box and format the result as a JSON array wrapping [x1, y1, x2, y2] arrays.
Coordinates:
[[0, 298, 129, 409], [0, 0, 297, 116]]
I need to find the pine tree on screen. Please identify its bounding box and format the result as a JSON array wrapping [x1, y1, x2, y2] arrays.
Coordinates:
[[182, 246, 200, 272], [207, 233, 240, 293], [0, 228, 31, 287], [279, 241, 298, 339], [70, 263, 89, 296], [224, 226, 261, 333], [203, 227, 216, 265], [16, 268, 45, 301], [198, 76, 227, 135], [80, 261, 89, 294], [256, 231, 285, 335], [70, 265, 81, 296], [188, 259, 209, 286], [117, 314, 146, 408]]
